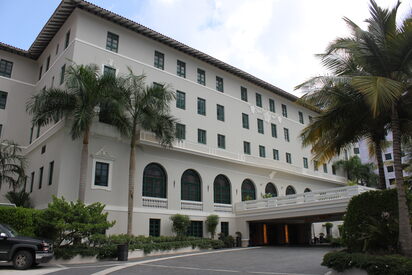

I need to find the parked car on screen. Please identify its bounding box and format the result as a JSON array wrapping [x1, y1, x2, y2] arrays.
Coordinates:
[[0, 224, 53, 270]]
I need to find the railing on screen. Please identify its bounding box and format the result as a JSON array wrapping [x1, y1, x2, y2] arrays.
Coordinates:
[[181, 201, 203, 211], [214, 203, 233, 213], [142, 197, 168, 208], [235, 185, 373, 212], [139, 131, 346, 183]]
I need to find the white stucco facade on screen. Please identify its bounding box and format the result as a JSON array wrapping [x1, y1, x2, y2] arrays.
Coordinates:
[[0, 0, 355, 242]]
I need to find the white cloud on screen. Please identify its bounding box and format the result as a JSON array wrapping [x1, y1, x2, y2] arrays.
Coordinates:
[[109, 0, 411, 97]]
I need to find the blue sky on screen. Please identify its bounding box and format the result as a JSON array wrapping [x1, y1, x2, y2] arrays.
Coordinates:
[[0, 0, 410, 96]]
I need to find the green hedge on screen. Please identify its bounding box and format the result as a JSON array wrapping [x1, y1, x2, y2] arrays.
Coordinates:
[[0, 206, 42, 237], [55, 236, 224, 259], [322, 251, 412, 275], [342, 189, 402, 253]]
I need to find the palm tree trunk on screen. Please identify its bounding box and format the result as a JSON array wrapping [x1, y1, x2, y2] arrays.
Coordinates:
[[127, 125, 137, 236], [391, 104, 412, 257], [78, 129, 90, 203], [374, 140, 386, 189]]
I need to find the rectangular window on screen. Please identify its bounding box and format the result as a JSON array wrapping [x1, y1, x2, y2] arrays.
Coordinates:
[[56, 43, 59, 55], [284, 128, 290, 142], [94, 161, 109, 187], [256, 93, 262, 107], [271, 123, 277, 138], [387, 165, 394, 173], [197, 98, 206, 115], [36, 126, 41, 138], [242, 113, 249, 129], [38, 65, 43, 80], [103, 65, 116, 76], [314, 160, 319, 171], [323, 163, 328, 173], [0, 91, 8, 109], [389, 178, 396, 185], [0, 124, 2, 138], [0, 59, 13, 78], [259, 145, 266, 158], [65, 30, 70, 49], [273, 149, 279, 160], [198, 129, 206, 144], [257, 119, 264, 134], [269, 99, 275, 112], [29, 127, 34, 144], [176, 123, 186, 140], [51, 76, 55, 88], [187, 221, 203, 237], [149, 219, 161, 237], [41, 145, 46, 154], [217, 134, 225, 149], [299, 111, 304, 124], [197, 69, 206, 85], [332, 165, 336, 175], [60, 64, 66, 85], [309, 116, 313, 123], [241, 86, 248, 102], [221, 222, 229, 237], [176, 91, 186, 109], [385, 153, 392, 160], [154, 51, 164, 70], [282, 104, 288, 117], [217, 104, 225, 121], [243, 141, 251, 155], [354, 147, 360, 154], [344, 149, 348, 160], [177, 60, 186, 78], [38, 167, 44, 189], [48, 161, 54, 186], [303, 157, 308, 168], [216, 76, 224, 92], [30, 172, 35, 193], [286, 152, 292, 164], [106, 32, 119, 52], [46, 55, 51, 71]]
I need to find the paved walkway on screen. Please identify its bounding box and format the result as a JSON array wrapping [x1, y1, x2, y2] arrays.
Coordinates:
[[0, 246, 334, 275]]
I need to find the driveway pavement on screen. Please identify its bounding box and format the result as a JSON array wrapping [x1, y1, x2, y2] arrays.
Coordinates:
[[0, 246, 334, 275]]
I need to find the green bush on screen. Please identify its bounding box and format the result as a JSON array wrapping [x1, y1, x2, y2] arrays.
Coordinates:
[[218, 234, 235, 248], [170, 214, 190, 237], [0, 206, 42, 236], [36, 196, 115, 246], [322, 251, 412, 275], [342, 189, 404, 253], [206, 214, 219, 239]]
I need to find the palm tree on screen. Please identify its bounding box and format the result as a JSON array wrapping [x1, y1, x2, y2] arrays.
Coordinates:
[[117, 69, 177, 235], [26, 64, 127, 202], [298, 80, 389, 189], [334, 156, 378, 187], [300, 0, 412, 256], [0, 141, 25, 191]]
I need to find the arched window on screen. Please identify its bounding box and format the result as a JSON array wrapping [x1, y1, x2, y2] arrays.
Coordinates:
[[142, 163, 167, 198], [181, 169, 201, 201], [241, 179, 256, 201], [304, 188, 312, 193], [214, 175, 231, 204], [265, 183, 278, 197], [285, 185, 296, 195]]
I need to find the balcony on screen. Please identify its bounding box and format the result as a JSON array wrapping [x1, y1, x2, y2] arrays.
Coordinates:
[[234, 186, 374, 220], [142, 197, 168, 208], [181, 201, 203, 211]]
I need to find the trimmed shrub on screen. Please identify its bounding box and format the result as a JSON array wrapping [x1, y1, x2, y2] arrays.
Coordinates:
[[342, 189, 401, 253], [170, 214, 190, 237], [322, 251, 412, 275], [0, 206, 42, 236], [206, 214, 219, 239]]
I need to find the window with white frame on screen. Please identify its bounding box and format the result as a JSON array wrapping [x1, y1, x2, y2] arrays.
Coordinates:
[[92, 158, 113, 190]]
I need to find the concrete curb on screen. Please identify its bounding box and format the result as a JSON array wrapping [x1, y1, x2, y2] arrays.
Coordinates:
[[325, 268, 367, 275], [50, 246, 201, 265]]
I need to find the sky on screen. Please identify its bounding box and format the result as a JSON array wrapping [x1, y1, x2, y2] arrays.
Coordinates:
[[0, 0, 410, 97]]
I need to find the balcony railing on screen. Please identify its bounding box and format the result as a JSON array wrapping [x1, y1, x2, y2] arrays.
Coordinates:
[[181, 201, 203, 211], [214, 203, 233, 213], [235, 185, 373, 212], [142, 197, 168, 208]]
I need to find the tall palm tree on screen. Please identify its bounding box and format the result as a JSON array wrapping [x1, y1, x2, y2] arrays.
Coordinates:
[[298, 80, 389, 189], [27, 64, 127, 202], [0, 141, 25, 191], [117, 69, 177, 235], [334, 156, 378, 187], [300, 0, 412, 256]]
